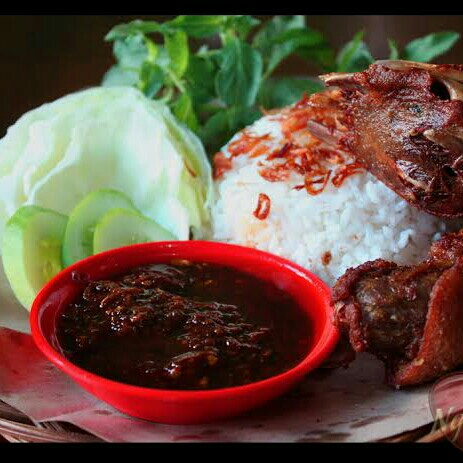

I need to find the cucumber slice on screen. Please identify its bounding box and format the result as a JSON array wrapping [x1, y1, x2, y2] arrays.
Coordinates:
[[93, 208, 176, 254], [2, 205, 68, 310], [62, 189, 137, 266]]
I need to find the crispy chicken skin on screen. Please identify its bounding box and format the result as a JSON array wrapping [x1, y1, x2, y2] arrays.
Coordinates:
[[318, 61, 463, 217], [332, 230, 463, 387]]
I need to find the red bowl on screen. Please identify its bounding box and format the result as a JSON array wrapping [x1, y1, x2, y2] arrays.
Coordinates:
[[30, 241, 339, 425]]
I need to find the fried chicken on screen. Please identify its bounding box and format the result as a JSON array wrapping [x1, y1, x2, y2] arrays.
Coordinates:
[[315, 61, 463, 217], [332, 230, 463, 387]]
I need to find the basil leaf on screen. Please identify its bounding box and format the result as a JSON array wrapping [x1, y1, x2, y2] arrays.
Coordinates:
[[215, 37, 263, 107], [173, 92, 199, 132], [184, 55, 217, 105], [199, 109, 230, 153], [113, 34, 148, 68], [200, 106, 262, 153], [102, 65, 140, 87], [103, 35, 149, 87], [144, 37, 158, 63], [165, 30, 189, 78], [105, 20, 164, 41], [253, 16, 308, 77], [259, 77, 324, 108], [138, 62, 165, 98], [223, 15, 260, 40], [298, 43, 336, 72], [271, 27, 332, 75], [336, 30, 374, 72], [253, 15, 305, 53], [388, 38, 400, 60], [164, 15, 228, 38], [273, 27, 326, 48], [403, 31, 460, 62]]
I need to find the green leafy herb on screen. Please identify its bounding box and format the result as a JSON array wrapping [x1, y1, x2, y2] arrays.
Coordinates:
[[223, 15, 261, 40], [388, 39, 400, 60], [336, 31, 375, 73], [199, 106, 262, 152], [165, 30, 189, 79], [215, 37, 263, 107], [172, 92, 199, 131], [403, 31, 460, 62], [258, 77, 324, 109], [253, 15, 307, 77], [113, 34, 148, 68], [184, 55, 216, 105], [163, 15, 229, 38], [102, 65, 139, 87], [105, 20, 165, 41], [103, 15, 460, 154], [138, 62, 164, 98]]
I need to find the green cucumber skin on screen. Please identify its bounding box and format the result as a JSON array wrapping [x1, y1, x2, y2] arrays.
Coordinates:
[[62, 189, 137, 267], [93, 208, 176, 254], [2, 205, 68, 310]]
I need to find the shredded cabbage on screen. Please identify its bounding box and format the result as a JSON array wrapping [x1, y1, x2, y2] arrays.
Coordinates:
[[0, 86, 213, 249]]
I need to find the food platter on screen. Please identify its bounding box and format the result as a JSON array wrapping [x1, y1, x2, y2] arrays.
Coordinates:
[[1, 15, 463, 444]]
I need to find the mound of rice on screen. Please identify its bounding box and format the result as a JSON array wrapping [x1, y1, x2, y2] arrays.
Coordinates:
[[211, 109, 454, 286]]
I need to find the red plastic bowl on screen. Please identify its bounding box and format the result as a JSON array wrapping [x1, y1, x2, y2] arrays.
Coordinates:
[[30, 241, 338, 425]]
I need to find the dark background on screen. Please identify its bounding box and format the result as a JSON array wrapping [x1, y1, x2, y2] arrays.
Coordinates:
[[2, 15, 463, 135]]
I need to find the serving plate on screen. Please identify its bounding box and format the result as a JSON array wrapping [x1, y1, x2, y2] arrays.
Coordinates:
[[0, 398, 446, 443]]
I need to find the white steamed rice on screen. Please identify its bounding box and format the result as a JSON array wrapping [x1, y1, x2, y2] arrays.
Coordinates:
[[211, 114, 455, 286]]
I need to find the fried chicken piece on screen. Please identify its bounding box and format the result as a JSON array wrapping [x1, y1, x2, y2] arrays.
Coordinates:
[[428, 228, 463, 264], [332, 230, 463, 387], [318, 61, 463, 217]]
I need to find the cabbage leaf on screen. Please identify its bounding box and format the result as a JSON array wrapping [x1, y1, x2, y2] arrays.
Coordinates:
[[0, 86, 213, 248]]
